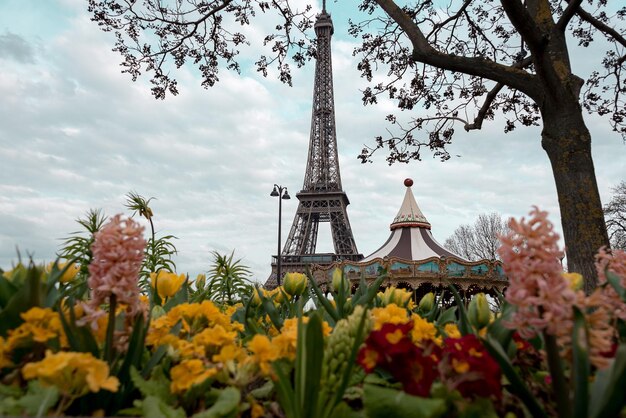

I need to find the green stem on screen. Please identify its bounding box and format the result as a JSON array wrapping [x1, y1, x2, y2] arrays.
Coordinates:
[[149, 218, 156, 272], [544, 332, 572, 418], [104, 294, 117, 364]]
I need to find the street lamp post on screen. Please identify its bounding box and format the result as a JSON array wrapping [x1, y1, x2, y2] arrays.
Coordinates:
[[270, 184, 290, 286]]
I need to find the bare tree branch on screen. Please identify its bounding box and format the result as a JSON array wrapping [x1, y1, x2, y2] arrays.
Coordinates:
[[556, 0, 584, 32], [373, 0, 542, 99], [572, 3, 626, 48]]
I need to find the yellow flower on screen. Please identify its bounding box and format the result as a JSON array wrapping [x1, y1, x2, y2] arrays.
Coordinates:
[[224, 303, 243, 318], [146, 301, 241, 351], [213, 344, 246, 364], [273, 323, 298, 360], [60, 298, 85, 321], [371, 304, 410, 330], [442, 323, 461, 339], [7, 307, 67, 349], [410, 313, 441, 346], [0, 337, 12, 369], [248, 334, 280, 375], [170, 359, 217, 394], [452, 358, 470, 374], [386, 329, 405, 344], [251, 402, 265, 418], [562, 272, 583, 291], [22, 350, 119, 396], [193, 325, 237, 349], [150, 271, 186, 299], [360, 347, 380, 371]]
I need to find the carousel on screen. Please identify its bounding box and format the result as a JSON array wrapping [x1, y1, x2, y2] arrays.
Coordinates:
[[311, 179, 508, 299]]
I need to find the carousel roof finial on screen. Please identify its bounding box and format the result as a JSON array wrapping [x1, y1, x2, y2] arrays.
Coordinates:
[[391, 178, 431, 230]]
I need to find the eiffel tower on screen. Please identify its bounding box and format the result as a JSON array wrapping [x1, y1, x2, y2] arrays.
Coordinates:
[[265, 3, 362, 288]]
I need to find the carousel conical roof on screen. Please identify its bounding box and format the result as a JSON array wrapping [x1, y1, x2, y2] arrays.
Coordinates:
[[362, 178, 466, 262]]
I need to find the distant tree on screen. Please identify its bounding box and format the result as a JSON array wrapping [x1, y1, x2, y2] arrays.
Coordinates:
[[444, 224, 475, 261], [88, 0, 625, 291], [444, 213, 509, 261], [604, 181, 626, 250]]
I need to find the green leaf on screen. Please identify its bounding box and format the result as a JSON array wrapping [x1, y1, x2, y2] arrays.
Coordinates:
[[435, 306, 456, 327], [605, 271, 626, 301], [457, 397, 498, 418], [590, 343, 626, 418], [248, 380, 274, 399], [113, 313, 150, 414], [301, 313, 324, 418], [352, 274, 386, 308], [57, 301, 100, 357], [191, 387, 241, 418], [0, 383, 23, 398], [363, 384, 446, 418], [130, 366, 174, 404], [273, 360, 297, 418], [485, 302, 515, 356], [329, 401, 364, 418], [482, 335, 547, 418], [572, 307, 590, 418], [143, 321, 182, 378], [447, 284, 471, 336], [0, 275, 18, 308], [141, 395, 186, 418], [17, 380, 59, 417], [0, 263, 43, 336], [258, 285, 283, 330], [308, 272, 339, 324]]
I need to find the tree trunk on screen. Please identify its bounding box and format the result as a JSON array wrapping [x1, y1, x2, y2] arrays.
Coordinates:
[[541, 105, 610, 293]]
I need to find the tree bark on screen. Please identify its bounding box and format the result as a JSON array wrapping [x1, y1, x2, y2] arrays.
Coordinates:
[[541, 104, 610, 293]]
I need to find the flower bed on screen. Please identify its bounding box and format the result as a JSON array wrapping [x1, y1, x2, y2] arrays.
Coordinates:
[[0, 205, 625, 418]]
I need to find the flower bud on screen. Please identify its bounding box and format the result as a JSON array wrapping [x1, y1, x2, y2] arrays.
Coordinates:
[[343, 297, 352, 312], [379, 286, 412, 307], [331, 268, 349, 294], [151, 305, 166, 320], [47, 261, 80, 283], [468, 293, 491, 330], [270, 286, 291, 304], [418, 292, 435, 313], [195, 273, 206, 290], [283, 272, 308, 296], [150, 271, 186, 299], [251, 287, 266, 306]]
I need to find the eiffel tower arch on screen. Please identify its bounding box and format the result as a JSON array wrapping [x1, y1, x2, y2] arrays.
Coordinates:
[[265, 4, 362, 288]]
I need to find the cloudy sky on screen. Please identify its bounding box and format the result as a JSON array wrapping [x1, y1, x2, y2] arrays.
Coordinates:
[[0, 0, 624, 283]]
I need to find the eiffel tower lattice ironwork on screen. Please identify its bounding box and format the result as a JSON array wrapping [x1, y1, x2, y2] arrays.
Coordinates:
[[265, 4, 362, 288]]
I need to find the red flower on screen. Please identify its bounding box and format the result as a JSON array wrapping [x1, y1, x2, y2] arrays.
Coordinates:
[[389, 343, 440, 397], [442, 334, 501, 399], [357, 321, 440, 397], [512, 332, 531, 351]]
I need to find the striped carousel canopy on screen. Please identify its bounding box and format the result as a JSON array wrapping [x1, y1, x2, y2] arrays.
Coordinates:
[[362, 178, 466, 262]]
